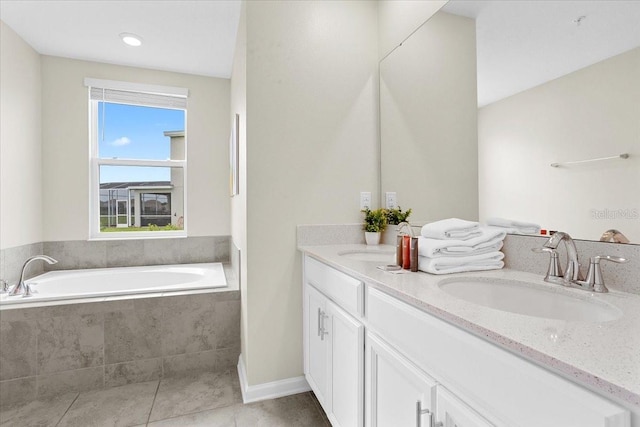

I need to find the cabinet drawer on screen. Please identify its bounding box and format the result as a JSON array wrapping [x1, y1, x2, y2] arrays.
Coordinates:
[[366, 286, 629, 427], [305, 256, 363, 318]]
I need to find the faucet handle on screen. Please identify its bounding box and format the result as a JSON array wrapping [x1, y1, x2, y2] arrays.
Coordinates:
[[532, 247, 563, 283], [584, 255, 628, 293], [22, 283, 34, 298], [0, 279, 9, 293]]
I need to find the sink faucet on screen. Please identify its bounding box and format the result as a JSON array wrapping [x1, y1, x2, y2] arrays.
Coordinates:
[[543, 232, 583, 284], [8, 255, 58, 296], [396, 221, 414, 237], [599, 229, 630, 244]]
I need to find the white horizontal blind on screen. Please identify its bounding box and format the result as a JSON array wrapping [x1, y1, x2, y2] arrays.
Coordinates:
[[89, 87, 187, 109]]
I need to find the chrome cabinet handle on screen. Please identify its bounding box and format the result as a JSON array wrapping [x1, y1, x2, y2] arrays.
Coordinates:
[[317, 308, 322, 337], [416, 401, 431, 427], [319, 310, 328, 341]]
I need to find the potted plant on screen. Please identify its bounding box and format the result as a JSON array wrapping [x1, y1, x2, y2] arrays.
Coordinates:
[[362, 208, 388, 245], [386, 206, 412, 225], [382, 207, 412, 244]]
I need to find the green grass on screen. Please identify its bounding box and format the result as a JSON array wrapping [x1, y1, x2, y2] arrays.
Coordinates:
[[101, 225, 182, 232], [101, 226, 154, 232]]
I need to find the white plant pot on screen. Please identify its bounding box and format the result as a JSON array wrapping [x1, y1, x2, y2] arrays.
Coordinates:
[[381, 228, 397, 245], [365, 231, 381, 245]]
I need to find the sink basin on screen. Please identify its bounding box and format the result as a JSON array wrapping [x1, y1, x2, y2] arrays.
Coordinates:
[[438, 278, 622, 322], [338, 249, 395, 262]]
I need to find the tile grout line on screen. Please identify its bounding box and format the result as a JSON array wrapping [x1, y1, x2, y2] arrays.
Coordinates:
[[54, 392, 80, 427], [145, 380, 162, 426]]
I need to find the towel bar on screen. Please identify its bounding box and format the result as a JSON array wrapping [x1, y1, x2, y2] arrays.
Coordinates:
[[550, 153, 629, 168]]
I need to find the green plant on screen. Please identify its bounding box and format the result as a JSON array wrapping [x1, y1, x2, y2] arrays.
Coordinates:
[[386, 206, 412, 225], [362, 208, 388, 232]]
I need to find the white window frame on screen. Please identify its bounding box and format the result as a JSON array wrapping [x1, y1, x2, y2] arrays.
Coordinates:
[[86, 78, 188, 240]]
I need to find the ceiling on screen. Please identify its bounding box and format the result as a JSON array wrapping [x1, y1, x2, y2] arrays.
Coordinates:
[[442, 0, 640, 106], [0, 0, 242, 78], [3, 0, 639, 101]]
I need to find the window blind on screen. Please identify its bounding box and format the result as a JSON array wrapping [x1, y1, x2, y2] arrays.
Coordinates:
[[89, 87, 187, 110]]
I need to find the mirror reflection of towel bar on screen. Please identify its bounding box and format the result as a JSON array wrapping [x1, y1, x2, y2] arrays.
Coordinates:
[[550, 153, 629, 168]]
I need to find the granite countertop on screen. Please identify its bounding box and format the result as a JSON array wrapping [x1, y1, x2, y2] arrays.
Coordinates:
[[299, 244, 640, 407]]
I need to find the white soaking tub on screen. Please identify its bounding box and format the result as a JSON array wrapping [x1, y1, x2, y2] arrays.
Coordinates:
[[0, 263, 227, 305]]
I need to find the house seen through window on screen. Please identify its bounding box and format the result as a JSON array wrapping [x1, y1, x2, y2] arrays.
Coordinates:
[[88, 80, 188, 237]]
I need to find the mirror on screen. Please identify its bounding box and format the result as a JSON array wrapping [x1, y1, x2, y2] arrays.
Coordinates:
[[380, 0, 640, 243]]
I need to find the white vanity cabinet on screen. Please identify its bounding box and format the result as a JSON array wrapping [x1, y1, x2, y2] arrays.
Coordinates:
[[302, 254, 630, 427], [304, 257, 364, 427], [366, 286, 630, 427], [366, 331, 437, 427], [366, 331, 492, 427]]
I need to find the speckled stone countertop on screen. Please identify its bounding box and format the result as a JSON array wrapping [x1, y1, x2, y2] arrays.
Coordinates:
[[299, 244, 640, 408]]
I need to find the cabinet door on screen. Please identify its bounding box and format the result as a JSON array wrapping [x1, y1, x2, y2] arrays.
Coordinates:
[[326, 299, 364, 427], [366, 332, 436, 427], [305, 284, 329, 408], [435, 386, 493, 427]]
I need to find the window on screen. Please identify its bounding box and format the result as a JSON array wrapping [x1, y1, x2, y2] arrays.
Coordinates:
[[86, 78, 188, 238]]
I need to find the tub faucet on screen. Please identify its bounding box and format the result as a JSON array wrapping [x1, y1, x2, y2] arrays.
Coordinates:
[[396, 221, 414, 237], [8, 255, 58, 296], [543, 232, 583, 284]]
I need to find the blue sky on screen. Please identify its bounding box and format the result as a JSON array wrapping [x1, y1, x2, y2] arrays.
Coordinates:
[[98, 102, 185, 183]]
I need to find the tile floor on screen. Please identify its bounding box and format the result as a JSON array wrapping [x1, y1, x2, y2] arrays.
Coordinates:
[[0, 370, 330, 426]]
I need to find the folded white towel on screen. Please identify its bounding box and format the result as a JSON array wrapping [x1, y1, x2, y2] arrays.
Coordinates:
[[486, 217, 541, 235], [421, 218, 481, 240], [418, 251, 505, 275], [418, 227, 506, 258]]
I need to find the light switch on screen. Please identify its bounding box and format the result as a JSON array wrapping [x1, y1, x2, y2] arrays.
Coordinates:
[[385, 192, 397, 209], [360, 192, 372, 210]]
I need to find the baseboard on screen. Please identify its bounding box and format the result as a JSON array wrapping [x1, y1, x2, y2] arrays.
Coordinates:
[[236, 354, 311, 403]]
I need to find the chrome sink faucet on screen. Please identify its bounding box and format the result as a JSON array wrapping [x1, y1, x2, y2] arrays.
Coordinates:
[[543, 231, 583, 284], [535, 231, 628, 293], [8, 255, 58, 296], [396, 221, 414, 237]]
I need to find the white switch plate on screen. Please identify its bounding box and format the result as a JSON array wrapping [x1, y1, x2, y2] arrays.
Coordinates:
[[385, 192, 397, 209], [360, 192, 372, 210]]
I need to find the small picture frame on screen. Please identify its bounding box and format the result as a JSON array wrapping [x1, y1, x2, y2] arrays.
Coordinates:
[[230, 113, 239, 196]]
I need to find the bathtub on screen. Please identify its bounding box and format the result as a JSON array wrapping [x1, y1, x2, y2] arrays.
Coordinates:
[[0, 262, 227, 306]]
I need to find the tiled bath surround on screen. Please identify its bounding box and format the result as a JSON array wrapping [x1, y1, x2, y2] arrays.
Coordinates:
[[0, 289, 240, 408], [0, 235, 237, 408], [0, 235, 230, 285], [296, 225, 640, 295]]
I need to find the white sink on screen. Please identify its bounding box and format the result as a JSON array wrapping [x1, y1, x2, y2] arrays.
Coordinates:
[[438, 278, 622, 322], [338, 249, 395, 262]]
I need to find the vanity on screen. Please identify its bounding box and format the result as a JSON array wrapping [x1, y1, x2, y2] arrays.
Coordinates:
[[300, 244, 639, 427]]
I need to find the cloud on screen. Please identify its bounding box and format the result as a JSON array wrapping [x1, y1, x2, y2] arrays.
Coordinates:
[[111, 137, 131, 147]]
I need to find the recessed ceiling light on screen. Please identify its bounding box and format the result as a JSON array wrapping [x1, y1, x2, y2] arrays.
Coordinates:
[[120, 33, 143, 47]]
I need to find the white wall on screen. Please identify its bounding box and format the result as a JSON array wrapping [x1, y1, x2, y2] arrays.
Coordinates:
[[377, 0, 447, 59], [241, 0, 379, 386], [0, 21, 43, 249], [479, 47, 640, 242], [230, 1, 248, 364], [380, 11, 479, 224], [40, 57, 231, 241]]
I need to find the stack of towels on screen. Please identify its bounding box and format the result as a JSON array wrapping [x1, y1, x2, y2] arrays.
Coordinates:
[[486, 217, 541, 235], [418, 218, 506, 275]]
